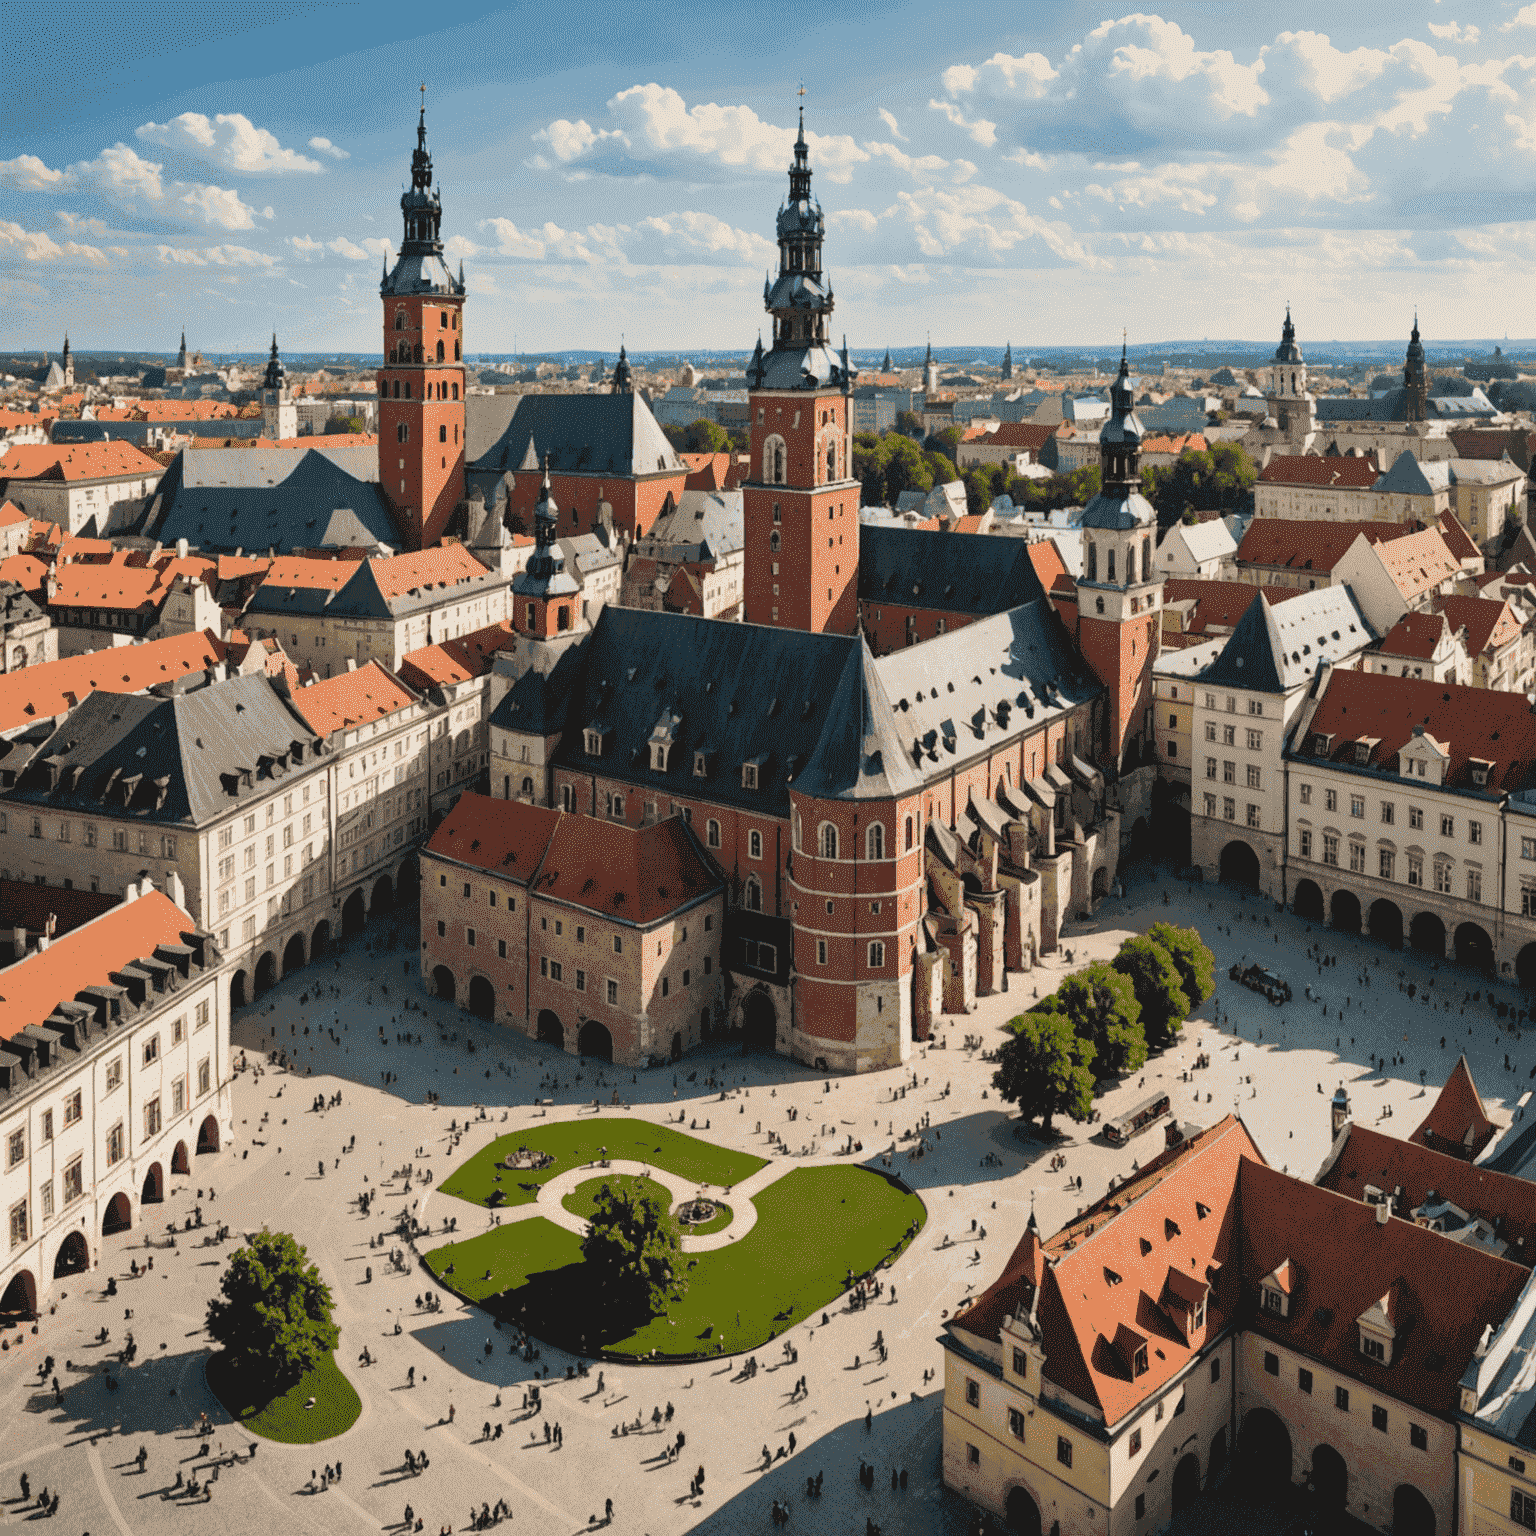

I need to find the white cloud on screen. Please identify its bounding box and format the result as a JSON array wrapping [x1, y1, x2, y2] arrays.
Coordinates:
[[0, 154, 67, 191], [327, 236, 369, 259], [308, 136, 349, 161], [865, 141, 953, 180], [877, 109, 908, 143], [1428, 22, 1479, 45], [944, 52, 1057, 98], [885, 183, 1100, 267], [629, 211, 775, 265], [288, 235, 325, 257], [481, 218, 548, 260], [1502, 4, 1536, 31], [136, 112, 323, 174], [828, 208, 879, 234], [153, 243, 275, 268], [179, 183, 259, 231], [0, 220, 108, 265], [927, 99, 997, 147], [80, 143, 165, 202], [444, 234, 482, 260]]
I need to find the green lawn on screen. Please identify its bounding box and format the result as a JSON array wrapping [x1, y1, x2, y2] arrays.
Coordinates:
[[438, 1117, 767, 1210], [424, 1163, 924, 1360], [206, 1349, 361, 1444], [561, 1174, 675, 1223]]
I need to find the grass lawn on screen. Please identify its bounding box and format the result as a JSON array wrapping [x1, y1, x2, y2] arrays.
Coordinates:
[[424, 1162, 924, 1359], [438, 1117, 767, 1210], [561, 1174, 675, 1223], [206, 1349, 361, 1444]]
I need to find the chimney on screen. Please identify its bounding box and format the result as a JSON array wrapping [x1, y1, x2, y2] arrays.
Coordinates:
[[167, 869, 186, 909], [176, 537, 189, 559], [1375, 1198, 1390, 1226], [346, 657, 357, 671]]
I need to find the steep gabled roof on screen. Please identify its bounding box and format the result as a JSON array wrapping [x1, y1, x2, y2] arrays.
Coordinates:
[[1377, 611, 1455, 661], [0, 441, 163, 483], [1163, 578, 1303, 634], [425, 791, 559, 886], [468, 391, 684, 479], [289, 661, 419, 737], [1411, 1055, 1498, 1160], [1198, 587, 1374, 693], [857, 524, 1047, 615], [1237, 517, 1416, 574], [1437, 595, 1522, 658], [535, 811, 722, 925], [794, 643, 922, 801], [1258, 454, 1380, 489], [398, 620, 518, 690], [1369, 526, 1461, 604]]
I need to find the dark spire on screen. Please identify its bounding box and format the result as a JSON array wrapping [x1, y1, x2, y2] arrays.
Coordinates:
[[61, 333, 70, 357], [534, 459, 558, 549], [1001, 340, 1012, 379], [611, 343, 632, 394], [881, 347, 892, 372], [262, 333, 285, 392], [383, 87, 459, 297]]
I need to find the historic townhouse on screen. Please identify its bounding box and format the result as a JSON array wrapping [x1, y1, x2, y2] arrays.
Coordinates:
[[0, 441, 164, 538], [1253, 454, 1382, 522], [0, 886, 228, 1320]]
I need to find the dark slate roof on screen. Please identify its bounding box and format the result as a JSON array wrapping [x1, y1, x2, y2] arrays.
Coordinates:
[[1196, 586, 1374, 694], [1, 672, 323, 828], [0, 581, 46, 628], [468, 392, 683, 480], [1316, 386, 1497, 423], [794, 645, 921, 801], [1080, 486, 1156, 531], [152, 447, 398, 554], [635, 490, 743, 562], [857, 524, 1047, 615], [490, 645, 586, 739]]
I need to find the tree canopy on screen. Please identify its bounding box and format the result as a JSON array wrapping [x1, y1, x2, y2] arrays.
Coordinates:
[[205, 1231, 338, 1393], [580, 1177, 687, 1320], [1113, 934, 1190, 1048], [852, 431, 957, 509], [1044, 961, 1147, 1077], [1142, 443, 1256, 528], [991, 1010, 1096, 1135], [1146, 921, 1216, 1017], [662, 417, 733, 455]]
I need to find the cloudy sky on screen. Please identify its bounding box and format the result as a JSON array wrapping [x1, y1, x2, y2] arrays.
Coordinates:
[[5, 0, 1536, 355]]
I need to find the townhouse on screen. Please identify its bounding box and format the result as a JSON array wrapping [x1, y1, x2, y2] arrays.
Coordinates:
[[0, 442, 163, 538], [1253, 453, 1381, 521]]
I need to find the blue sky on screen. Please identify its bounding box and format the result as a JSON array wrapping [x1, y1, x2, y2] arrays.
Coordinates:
[[6, 0, 1536, 354]]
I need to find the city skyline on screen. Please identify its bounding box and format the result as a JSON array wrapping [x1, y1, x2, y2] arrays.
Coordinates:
[[5, 0, 1536, 352]]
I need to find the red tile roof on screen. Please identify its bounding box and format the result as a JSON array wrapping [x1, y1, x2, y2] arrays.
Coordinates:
[[535, 812, 723, 926], [1411, 1056, 1498, 1161], [0, 501, 26, 529], [0, 878, 119, 939], [425, 792, 562, 885], [953, 515, 986, 535], [1434, 509, 1481, 563], [258, 554, 366, 594], [0, 441, 163, 483], [397, 620, 518, 690], [369, 545, 493, 602], [979, 421, 1057, 452], [1025, 540, 1068, 594], [1437, 594, 1522, 658], [1163, 578, 1305, 632], [0, 889, 202, 1044], [0, 554, 49, 597], [1258, 455, 1380, 489], [1141, 433, 1207, 455], [1370, 526, 1461, 604], [1237, 517, 1417, 574], [289, 661, 419, 737], [1377, 611, 1453, 661], [96, 400, 238, 423], [1300, 668, 1536, 794]]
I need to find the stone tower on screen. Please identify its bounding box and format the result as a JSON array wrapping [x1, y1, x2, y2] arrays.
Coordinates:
[[1266, 308, 1314, 442], [1074, 344, 1161, 768], [741, 107, 859, 635], [176, 329, 189, 371], [923, 337, 938, 396], [1332, 1082, 1352, 1138], [1001, 340, 1013, 381], [260, 335, 297, 440], [378, 91, 467, 551], [60, 335, 73, 390], [1404, 314, 1428, 424]]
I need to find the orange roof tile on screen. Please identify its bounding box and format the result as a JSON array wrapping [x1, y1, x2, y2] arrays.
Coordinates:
[[0, 555, 50, 595], [953, 515, 985, 534], [1258, 454, 1380, 488], [368, 545, 493, 602], [0, 629, 226, 736], [258, 554, 366, 594], [272, 433, 378, 449], [289, 661, 419, 737], [1370, 526, 1461, 603], [0, 441, 163, 483], [1377, 611, 1453, 660], [426, 792, 561, 885], [534, 811, 723, 926], [0, 501, 26, 529], [1162, 578, 1305, 632], [1237, 517, 1416, 573], [1142, 433, 1208, 455], [398, 620, 518, 690], [1025, 540, 1068, 593], [0, 889, 203, 1044], [1434, 509, 1481, 563], [1411, 1056, 1498, 1160], [979, 421, 1056, 452]]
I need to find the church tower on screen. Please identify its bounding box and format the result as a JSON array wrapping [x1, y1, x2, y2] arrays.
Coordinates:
[[923, 338, 938, 396], [260, 335, 297, 440], [742, 107, 859, 634], [1001, 341, 1013, 381], [1265, 307, 1314, 442], [378, 92, 467, 551], [176, 329, 188, 372], [1404, 314, 1428, 423], [61, 335, 73, 390], [1075, 345, 1161, 768]]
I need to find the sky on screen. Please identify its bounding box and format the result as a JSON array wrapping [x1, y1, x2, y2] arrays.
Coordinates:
[[5, 0, 1536, 356]]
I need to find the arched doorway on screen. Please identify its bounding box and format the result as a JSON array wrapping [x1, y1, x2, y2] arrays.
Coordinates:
[[742, 990, 776, 1052], [1412, 911, 1446, 958], [1004, 1485, 1041, 1536], [1126, 816, 1151, 865], [1209, 1426, 1228, 1484], [1172, 1452, 1201, 1513], [196, 1115, 219, 1154], [1331, 889, 1361, 935], [141, 1163, 163, 1204], [670, 1032, 683, 1063], [1457, 922, 1495, 974], [371, 874, 394, 915], [1312, 1444, 1347, 1509], [1293, 879, 1323, 923], [578, 1020, 613, 1062], [1519, 944, 1536, 991], [311, 920, 330, 960], [1392, 1484, 1435, 1536], [53, 1231, 88, 1278], [342, 888, 366, 936], [0, 1270, 36, 1320], [230, 970, 248, 1011], [101, 1192, 132, 1236], [171, 1141, 189, 1176], [254, 951, 276, 995], [467, 975, 494, 1020], [1219, 840, 1260, 891], [1092, 866, 1109, 901], [283, 932, 306, 977], [431, 966, 455, 1002], [1369, 898, 1403, 950], [397, 857, 420, 909], [1240, 1407, 1292, 1488], [536, 1010, 563, 1049]]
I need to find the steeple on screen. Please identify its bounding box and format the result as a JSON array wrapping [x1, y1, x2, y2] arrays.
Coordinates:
[[262, 333, 285, 392], [1275, 306, 1301, 364], [881, 347, 892, 372], [176, 328, 188, 370], [381, 88, 464, 299], [534, 459, 558, 549], [1404, 311, 1428, 423], [611, 343, 632, 394], [1001, 340, 1013, 380]]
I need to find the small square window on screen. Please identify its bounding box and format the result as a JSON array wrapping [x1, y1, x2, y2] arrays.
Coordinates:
[[1210, 1356, 1221, 1384], [965, 1379, 979, 1408], [1372, 1404, 1388, 1433], [1264, 1351, 1279, 1376], [1056, 1436, 1072, 1469], [1298, 1367, 1313, 1395], [1129, 1428, 1141, 1456], [1335, 1385, 1350, 1412], [966, 1444, 979, 1467], [1410, 1423, 1427, 1451], [1008, 1407, 1025, 1441]]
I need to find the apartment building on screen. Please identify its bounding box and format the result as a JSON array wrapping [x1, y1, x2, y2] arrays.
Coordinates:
[[0, 442, 163, 537], [1253, 454, 1381, 521]]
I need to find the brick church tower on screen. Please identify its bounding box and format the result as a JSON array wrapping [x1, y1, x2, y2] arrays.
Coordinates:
[[742, 108, 860, 634], [1075, 345, 1161, 768], [378, 94, 466, 551]]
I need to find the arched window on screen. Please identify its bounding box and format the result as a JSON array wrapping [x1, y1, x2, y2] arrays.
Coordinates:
[[520, 776, 533, 797], [436, 340, 445, 362], [395, 311, 406, 331], [439, 425, 447, 443], [1126, 544, 1136, 585], [866, 823, 884, 860], [560, 784, 575, 812], [452, 383, 459, 401], [763, 435, 786, 485], [1086, 541, 1097, 582], [392, 380, 400, 399], [455, 342, 460, 360], [748, 829, 763, 860], [1143, 536, 1151, 579], [826, 442, 836, 483], [904, 815, 914, 851], [1107, 546, 1116, 583], [706, 818, 720, 849], [769, 531, 780, 553], [820, 823, 838, 860], [744, 876, 763, 912]]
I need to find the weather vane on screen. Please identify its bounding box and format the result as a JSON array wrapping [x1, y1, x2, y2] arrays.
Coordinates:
[[798, 82, 806, 99]]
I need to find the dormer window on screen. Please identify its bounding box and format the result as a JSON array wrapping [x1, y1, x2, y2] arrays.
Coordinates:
[[1260, 1259, 1293, 1317], [693, 752, 709, 778], [1262, 1287, 1286, 1316], [1312, 733, 1334, 756], [584, 727, 606, 758], [1352, 737, 1379, 766], [742, 759, 762, 791], [1133, 1345, 1148, 1377], [1471, 758, 1494, 789], [651, 743, 670, 772], [1362, 1335, 1386, 1363], [1357, 1282, 1402, 1366]]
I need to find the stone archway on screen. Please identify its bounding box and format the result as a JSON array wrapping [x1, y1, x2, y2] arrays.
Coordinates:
[[578, 1020, 613, 1062], [1293, 879, 1323, 923], [171, 1141, 189, 1176], [1456, 921, 1495, 975], [283, 931, 306, 978], [1520, 944, 1536, 991], [1219, 839, 1260, 891], [670, 1031, 683, 1063], [254, 951, 277, 995], [371, 874, 394, 916], [141, 1162, 163, 1204], [342, 888, 366, 936], [230, 970, 248, 1011], [1312, 1444, 1347, 1509], [0, 1270, 36, 1320], [1331, 889, 1361, 935], [1209, 1426, 1227, 1484], [1412, 911, 1447, 958], [1004, 1485, 1041, 1536], [432, 966, 456, 1003], [311, 920, 330, 961], [101, 1192, 132, 1236], [1172, 1452, 1201, 1513], [196, 1115, 220, 1154], [1126, 816, 1152, 865], [1369, 898, 1403, 950], [397, 856, 420, 909], [1240, 1407, 1292, 1488], [1393, 1484, 1435, 1536], [742, 989, 776, 1052], [52, 1231, 88, 1279], [467, 975, 495, 1021], [536, 1010, 563, 1049]]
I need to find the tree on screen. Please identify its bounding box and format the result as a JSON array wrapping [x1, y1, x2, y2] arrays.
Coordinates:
[[205, 1231, 338, 1393], [1113, 935, 1189, 1048], [322, 414, 366, 435], [894, 409, 923, 439], [991, 1011, 1096, 1135], [1051, 960, 1147, 1077], [1143, 443, 1256, 528], [580, 1178, 686, 1319], [1146, 921, 1216, 1017], [662, 418, 730, 456]]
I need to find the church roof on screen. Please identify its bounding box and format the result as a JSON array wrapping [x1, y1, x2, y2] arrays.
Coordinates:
[[468, 392, 683, 480], [857, 524, 1046, 614], [793, 644, 921, 802], [1410, 1058, 1498, 1161]]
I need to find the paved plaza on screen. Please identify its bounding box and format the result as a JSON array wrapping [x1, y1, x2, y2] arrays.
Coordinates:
[[10, 866, 1536, 1536]]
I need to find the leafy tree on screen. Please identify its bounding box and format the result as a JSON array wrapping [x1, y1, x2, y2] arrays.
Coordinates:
[[852, 431, 936, 508], [1113, 935, 1189, 1048], [205, 1231, 338, 1393], [323, 414, 366, 435], [991, 1010, 1096, 1135], [1052, 960, 1146, 1077], [663, 418, 731, 456], [925, 425, 963, 460], [894, 409, 924, 439], [1147, 921, 1216, 1017], [580, 1177, 687, 1319], [1142, 443, 1256, 528]]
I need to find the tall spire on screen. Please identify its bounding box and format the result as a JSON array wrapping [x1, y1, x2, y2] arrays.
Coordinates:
[[382, 88, 460, 297], [262, 333, 285, 392], [611, 342, 632, 394]]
